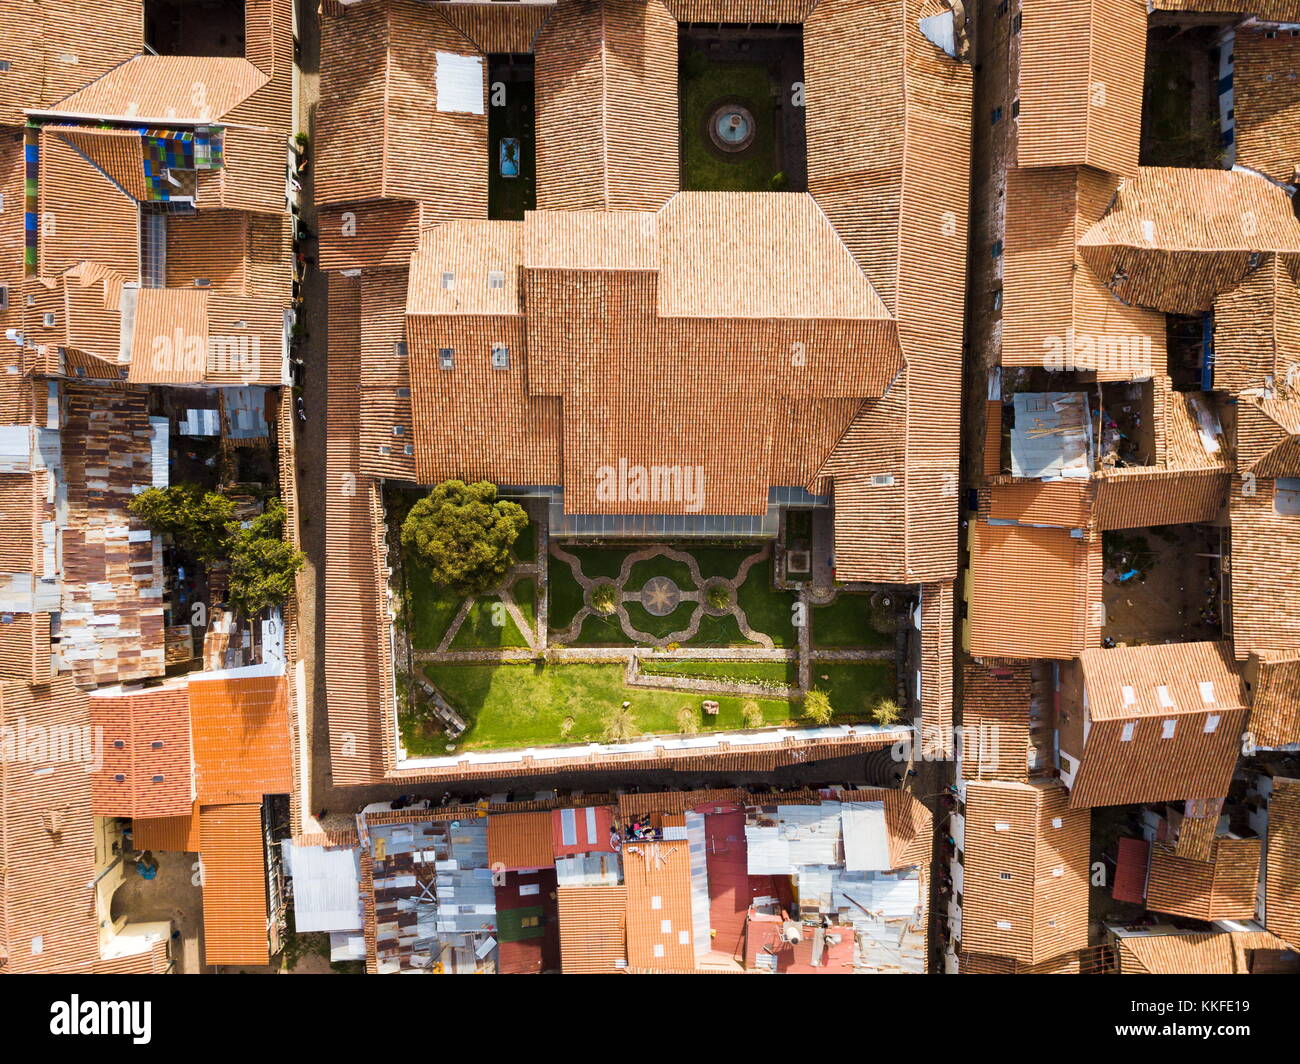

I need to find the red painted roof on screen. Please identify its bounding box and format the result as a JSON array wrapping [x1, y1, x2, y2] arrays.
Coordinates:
[[1113, 836, 1150, 904], [551, 805, 616, 856]]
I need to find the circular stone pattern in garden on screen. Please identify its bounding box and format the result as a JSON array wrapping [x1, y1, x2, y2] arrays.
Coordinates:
[[707, 101, 756, 153], [640, 576, 682, 616]]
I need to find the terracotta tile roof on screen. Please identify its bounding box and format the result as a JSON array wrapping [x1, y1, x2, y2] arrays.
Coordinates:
[[1233, 26, 1300, 184], [1265, 777, 1300, 949], [189, 671, 293, 804], [1015, 0, 1146, 175], [0, 1, 143, 124], [487, 811, 555, 871], [1229, 476, 1300, 659], [961, 662, 1033, 782], [988, 479, 1091, 529], [1237, 395, 1300, 477], [318, 200, 422, 273], [958, 780, 1091, 967], [0, 678, 100, 973], [41, 56, 269, 123], [534, 0, 678, 212], [663, 0, 817, 18], [316, 0, 488, 215], [808, 0, 971, 584], [622, 837, 696, 971], [1078, 168, 1300, 314], [556, 886, 626, 973], [47, 125, 151, 201], [198, 802, 271, 966], [1065, 642, 1248, 807], [919, 582, 956, 757], [407, 198, 901, 515], [1146, 837, 1262, 922], [37, 129, 140, 285], [1212, 257, 1300, 394], [323, 276, 388, 785], [438, 0, 554, 53], [127, 288, 210, 383], [90, 685, 193, 819], [358, 268, 419, 480], [1115, 929, 1289, 974], [132, 801, 202, 853], [967, 519, 1102, 659], [551, 805, 617, 856], [999, 189, 1172, 378], [1246, 652, 1300, 749]]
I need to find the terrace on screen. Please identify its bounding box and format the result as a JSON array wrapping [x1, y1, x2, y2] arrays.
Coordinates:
[[386, 492, 908, 758], [1101, 523, 1224, 646]]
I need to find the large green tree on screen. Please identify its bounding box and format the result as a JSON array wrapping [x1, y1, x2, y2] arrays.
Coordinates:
[[225, 499, 306, 616], [401, 480, 528, 597], [128, 484, 236, 562]]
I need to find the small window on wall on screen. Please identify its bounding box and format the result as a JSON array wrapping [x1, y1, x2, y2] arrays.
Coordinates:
[[438, 347, 455, 371], [1276, 477, 1300, 515]]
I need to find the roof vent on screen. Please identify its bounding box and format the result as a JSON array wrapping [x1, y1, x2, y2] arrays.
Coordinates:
[[491, 343, 509, 370], [151, 775, 165, 783], [1198, 681, 1216, 705], [871, 474, 895, 487], [113, 739, 125, 749], [438, 347, 454, 371], [151, 740, 164, 749], [441, 271, 455, 290], [194, 278, 210, 288], [488, 270, 505, 289], [114, 774, 126, 782], [43, 312, 55, 328], [394, 341, 408, 358]]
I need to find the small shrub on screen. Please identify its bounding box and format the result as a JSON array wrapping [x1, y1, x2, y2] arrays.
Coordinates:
[[870, 698, 904, 726], [590, 583, 618, 615], [802, 688, 834, 725], [741, 700, 765, 729], [603, 704, 638, 742], [675, 706, 699, 735], [706, 584, 733, 610], [559, 716, 576, 738]]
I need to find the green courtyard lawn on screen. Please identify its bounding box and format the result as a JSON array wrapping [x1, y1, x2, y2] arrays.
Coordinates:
[[402, 552, 462, 649], [625, 555, 696, 591], [681, 58, 781, 191], [513, 576, 537, 634], [403, 659, 896, 754], [639, 657, 798, 688], [811, 594, 896, 650], [735, 559, 796, 646], [448, 594, 529, 650], [623, 599, 697, 640]]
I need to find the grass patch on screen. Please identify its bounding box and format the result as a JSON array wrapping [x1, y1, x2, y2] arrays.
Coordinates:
[[736, 560, 796, 646], [547, 553, 586, 631], [624, 599, 698, 640], [511, 518, 537, 563], [811, 593, 895, 650], [403, 553, 464, 650], [512, 576, 537, 635], [573, 611, 637, 647], [409, 660, 894, 753], [687, 611, 761, 647], [690, 546, 762, 581], [681, 58, 780, 191], [560, 546, 634, 580], [449, 595, 529, 650], [808, 660, 898, 718], [640, 657, 798, 687], [625, 554, 697, 591]]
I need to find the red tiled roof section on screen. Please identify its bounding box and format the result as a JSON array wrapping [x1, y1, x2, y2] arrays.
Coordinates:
[[43, 56, 269, 123], [0, 678, 100, 973], [1078, 168, 1300, 314], [316, 0, 488, 216], [988, 479, 1091, 529], [198, 802, 270, 966], [967, 519, 1102, 659], [48, 126, 150, 201], [1080, 641, 1246, 720], [0, 1, 142, 124], [189, 672, 292, 804], [961, 662, 1033, 782], [128, 288, 210, 384], [663, 0, 818, 19], [133, 801, 202, 853], [556, 886, 626, 973], [487, 811, 555, 871], [1015, 0, 1147, 176], [1146, 837, 1262, 922], [1001, 166, 1167, 380], [1265, 777, 1300, 950], [90, 686, 193, 819], [1230, 476, 1300, 660], [1212, 257, 1300, 394], [1246, 653, 1300, 750], [1237, 396, 1300, 477], [1231, 25, 1300, 184], [623, 838, 695, 971], [959, 780, 1091, 967], [534, 0, 678, 211]]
